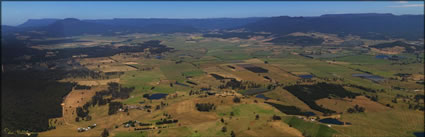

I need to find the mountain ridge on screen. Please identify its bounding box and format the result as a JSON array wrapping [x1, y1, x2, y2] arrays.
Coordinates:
[[5, 13, 425, 40]]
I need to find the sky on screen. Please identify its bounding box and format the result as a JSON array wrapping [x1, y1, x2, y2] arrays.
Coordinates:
[[2, 1, 424, 26]]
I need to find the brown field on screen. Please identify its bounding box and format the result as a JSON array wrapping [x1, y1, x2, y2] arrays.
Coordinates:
[[123, 62, 138, 65], [203, 66, 242, 81], [76, 78, 120, 86], [326, 60, 350, 65], [316, 96, 390, 113], [263, 88, 321, 114], [99, 65, 137, 72], [371, 47, 405, 54], [244, 58, 264, 64]]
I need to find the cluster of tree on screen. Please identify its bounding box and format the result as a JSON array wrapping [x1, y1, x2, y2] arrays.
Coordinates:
[[408, 103, 425, 111], [392, 98, 398, 103], [272, 115, 282, 120], [90, 91, 112, 106], [266, 84, 277, 90], [298, 54, 314, 59], [65, 68, 102, 79], [175, 60, 183, 64], [210, 73, 235, 80], [283, 83, 360, 115], [144, 105, 152, 109], [101, 129, 109, 137], [189, 90, 204, 96], [233, 96, 241, 103], [200, 87, 212, 91], [370, 41, 423, 53], [218, 79, 262, 90], [221, 126, 227, 132], [104, 72, 124, 76], [122, 120, 152, 127], [108, 102, 123, 115], [134, 127, 154, 131], [90, 82, 134, 107], [74, 84, 91, 90], [414, 94, 424, 102], [75, 106, 91, 122], [123, 120, 138, 127], [263, 76, 272, 81], [408, 94, 424, 111], [160, 101, 168, 108], [347, 104, 365, 113], [112, 86, 134, 99], [231, 130, 236, 137], [186, 81, 198, 85], [5, 39, 173, 65], [317, 77, 345, 82], [143, 94, 150, 99], [195, 103, 216, 112], [394, 73, 412, 77], [386, 103, 394, 108], [139, 123, 152, 126], [227, 65, 236, 69], [155, 119, 178, 125], [125, 64, 139, 69], [175, 81, 189, 87], [1, 69, 75, 132], [365, 95, 379, 102], [392, 86, 407, 91], [76, 82, 134, 118]]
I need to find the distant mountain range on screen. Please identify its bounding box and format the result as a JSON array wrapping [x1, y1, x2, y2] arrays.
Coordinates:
[[2, 13, 424, 40], [18, 18, 61, 28], [240, 13, 424, 40]]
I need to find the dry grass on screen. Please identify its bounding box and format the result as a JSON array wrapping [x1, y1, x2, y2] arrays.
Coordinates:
[[316, 96, 390, 113], [76, 78, 120, 86]]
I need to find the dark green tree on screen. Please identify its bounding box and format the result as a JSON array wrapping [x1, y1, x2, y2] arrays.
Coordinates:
[[221, 126, 227, 132], [101, 128, 109, 137]]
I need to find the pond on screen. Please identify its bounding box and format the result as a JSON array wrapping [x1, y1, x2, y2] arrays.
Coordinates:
[[299, 75, 313, 79], [255, 94, 271, 100], [318, 118, 344, 125], [147, 93, 168, 100], [414, 132, 424, 137], [352, 73, 385, 82]]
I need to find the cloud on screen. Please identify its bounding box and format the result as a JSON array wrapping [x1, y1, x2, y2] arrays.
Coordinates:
[[397, 1, 408, 3], [388, 4, 424, 8]]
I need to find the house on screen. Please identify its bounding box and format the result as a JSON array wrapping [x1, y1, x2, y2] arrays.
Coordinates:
[[77, 128, 87, 132]]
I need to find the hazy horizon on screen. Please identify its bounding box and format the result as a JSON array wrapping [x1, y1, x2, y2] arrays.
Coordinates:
[[2, 1, 424, 26]]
